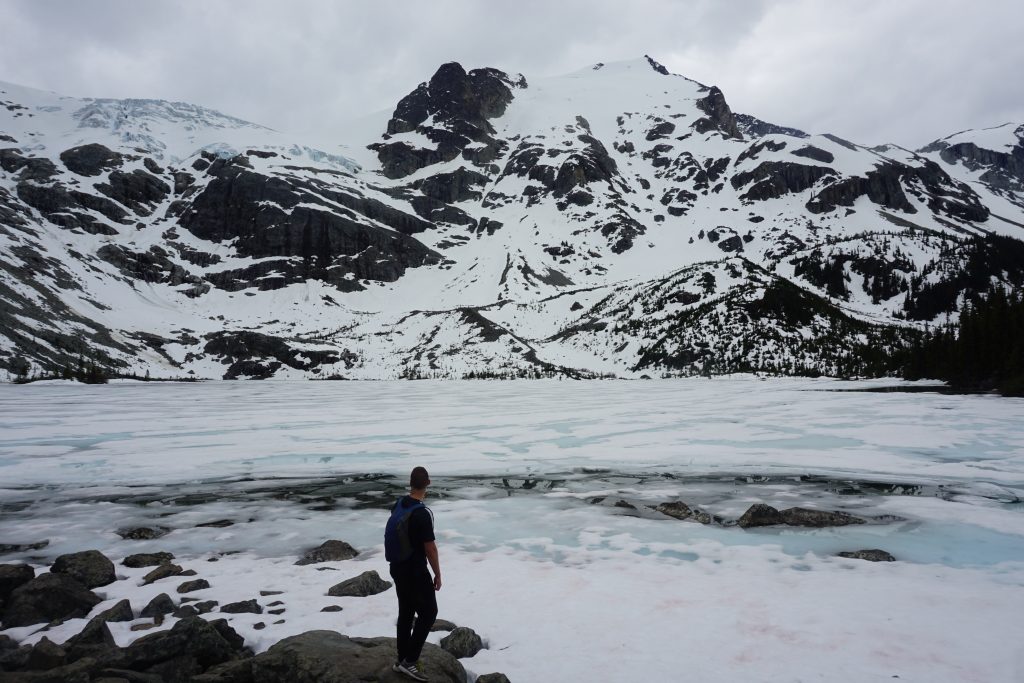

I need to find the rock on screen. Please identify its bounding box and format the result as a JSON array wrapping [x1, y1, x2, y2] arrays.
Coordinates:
[[173, 605, 198, 619], [132, 623, 158, 632], [195, 519, 235, 528], [267, 608, 285, 616], [179, 569, 198, 577], [258, 590, 283, 596], [177, 579, 211, 593], [26, 636, 67, 670], [326, 571, 392, 598], [220, 600, 262, 614], [780, 507, 866, 527], [51, 550, 116, 589], [654, 501, 693, 520], [430, 618, 457, 632], [838, 549, 896, 562], [116, 527, 170, 541], [295, 540, 359, 566], [0, 563, 35, 603], [319, 605, 343, 613], [737, 503, 786, 528], [142, 563, 184, 585], [123, 553, 174, 568], [119, 616, 246, 682], [1, 572, 102, 627], [0, 644, 32, 671], [191, 658, 255, 682], [64, 608, 119, 662], [95, 670, 165, 683], [97, 599, 134, 623], [477, 674, 511, 683], [59, 143, 124, 176], [140, 593, 176, 618], [248, 630, 465, 683], [613, 500, 636, 510], [193, 600, 219, 614], [439, 626, 484, 659], [266, 601, 283, 607], [0, 540, 49, 554], [0, 633, 17, 650], [253, 622, 266, 630]]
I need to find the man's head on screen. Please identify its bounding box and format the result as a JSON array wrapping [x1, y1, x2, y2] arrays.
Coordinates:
[[410, 466, 430, 492]]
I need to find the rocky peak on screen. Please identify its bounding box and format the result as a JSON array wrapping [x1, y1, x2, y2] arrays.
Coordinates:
[[644, 55, 671, 75], [695, 86, 743, 140], [386, 62, 520, 137]]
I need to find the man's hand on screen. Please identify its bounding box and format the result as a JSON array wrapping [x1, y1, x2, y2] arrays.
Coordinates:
[[433, 574, 442, 591]]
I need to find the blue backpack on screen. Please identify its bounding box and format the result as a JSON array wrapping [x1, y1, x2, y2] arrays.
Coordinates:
[[384, 497, 425, 563]]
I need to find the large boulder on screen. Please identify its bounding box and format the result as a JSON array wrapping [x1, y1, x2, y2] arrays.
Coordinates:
[[140, 593, 175, 618], [118, 616, 246, 683], [0, 563, 35, 604], [654, 501, 693, 520], [737, 503, 785, 528], [295, 540, 359, 566], [51, 550, 117, 589], [1, 572, 102, 627], [838, 549, 896, 562], [780, 507, 865, 527], [248, 630, 465, 683], [439, 626, 484, 659], [326, 571, 392, 598], [123, 552, 175, 568], [477, 674, 511, 683]]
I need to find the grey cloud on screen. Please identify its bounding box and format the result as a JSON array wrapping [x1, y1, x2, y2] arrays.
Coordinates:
[[0, 0, 1020, 148]]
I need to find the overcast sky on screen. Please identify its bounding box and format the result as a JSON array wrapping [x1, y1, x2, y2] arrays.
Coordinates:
[[1, 0, 1021, 149]]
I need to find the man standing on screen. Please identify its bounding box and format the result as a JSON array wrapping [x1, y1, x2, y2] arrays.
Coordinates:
[[385, 466, 441, 682]]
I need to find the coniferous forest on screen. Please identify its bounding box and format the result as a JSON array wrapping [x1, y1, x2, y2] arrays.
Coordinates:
[[903, 287, 1024, 396]]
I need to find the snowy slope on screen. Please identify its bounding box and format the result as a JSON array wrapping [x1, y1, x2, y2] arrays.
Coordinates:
[[1, 58, 1023, 380]]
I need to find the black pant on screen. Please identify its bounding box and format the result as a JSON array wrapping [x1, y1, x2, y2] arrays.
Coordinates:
[[390, 561, 437, 664]]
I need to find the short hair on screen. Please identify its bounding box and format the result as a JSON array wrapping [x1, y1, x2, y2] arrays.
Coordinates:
[[410, 466, 430, 490]]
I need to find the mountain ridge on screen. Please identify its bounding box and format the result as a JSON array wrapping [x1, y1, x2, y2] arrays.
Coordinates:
[[1, 58, 1022, 380]]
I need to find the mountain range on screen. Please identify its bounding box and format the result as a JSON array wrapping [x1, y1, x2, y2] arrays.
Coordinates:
[[2, 56, 1022, 380]]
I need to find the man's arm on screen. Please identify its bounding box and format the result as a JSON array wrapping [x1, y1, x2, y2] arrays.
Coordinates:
[[424, 541, 442, 591]]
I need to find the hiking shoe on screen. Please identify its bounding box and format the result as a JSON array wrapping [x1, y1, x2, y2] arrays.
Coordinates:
[[393, 660, 428, 681]]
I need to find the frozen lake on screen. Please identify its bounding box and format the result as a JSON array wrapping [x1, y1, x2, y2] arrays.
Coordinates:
[[2, 378, 1023, 681]]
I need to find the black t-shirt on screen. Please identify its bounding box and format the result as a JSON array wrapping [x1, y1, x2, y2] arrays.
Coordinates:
[[395, 495, 435, 567]]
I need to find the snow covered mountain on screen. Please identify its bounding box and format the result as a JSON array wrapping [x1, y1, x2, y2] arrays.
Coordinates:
[[2, 57, 1023, 380]]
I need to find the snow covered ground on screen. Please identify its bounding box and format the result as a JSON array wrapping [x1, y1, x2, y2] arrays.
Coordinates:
[[2, 378, 1023, 681]]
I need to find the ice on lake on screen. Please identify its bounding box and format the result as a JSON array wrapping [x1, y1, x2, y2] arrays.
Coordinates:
[[1, 377, 1023, 681]]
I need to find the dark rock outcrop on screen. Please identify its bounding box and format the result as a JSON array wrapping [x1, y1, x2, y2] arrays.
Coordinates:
[[477, 674, 512, 683], [731, 161, 836, 202], [123, 552, 175, 569], [737, 503, 786, 528], [0, 563, 35, 605], [837, 549, 896, 562], [117, 616, 246, 682], [326, 571, 392, 598], [695, 86, 743, 140], [780, 507, 865, 527], [179, 162, 440, 291], [439, 626, 484, 659], [140, 593, 176, 618], [59, 143, 123, 176], [220, 599, 262, 614], [1, 572, 102, 627], [51, 550, 116, 589], [654, 501, 693, 520], [246, 630, 466, 683], [116, 527, 170, 541], [177, 579, 211, 594], [295, 540, 359, 566], [791, 145, 835, 164], [142, 563, 184, 585]]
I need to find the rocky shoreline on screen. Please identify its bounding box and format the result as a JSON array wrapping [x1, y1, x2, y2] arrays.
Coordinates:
[[0, 543, 507, 683]]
